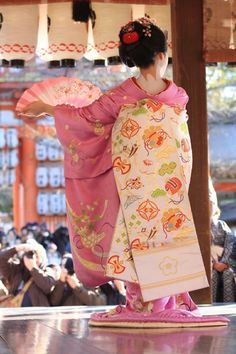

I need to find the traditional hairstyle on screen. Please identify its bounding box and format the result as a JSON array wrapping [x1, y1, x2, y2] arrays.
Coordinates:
[[119, 17, 167, 69]]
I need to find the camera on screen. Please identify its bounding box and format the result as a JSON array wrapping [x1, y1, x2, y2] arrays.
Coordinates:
[[64, 257, 74, 275], [24, 250, 36, 259]]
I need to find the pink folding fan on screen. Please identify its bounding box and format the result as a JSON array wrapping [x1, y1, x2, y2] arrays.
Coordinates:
[[16, 77, 102, 112]]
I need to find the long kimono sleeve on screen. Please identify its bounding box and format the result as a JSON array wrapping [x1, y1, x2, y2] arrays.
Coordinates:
[[53, 92, 122, 288], [54, 92, 119, 179]]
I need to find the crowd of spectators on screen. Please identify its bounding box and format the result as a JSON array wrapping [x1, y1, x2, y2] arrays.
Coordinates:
[[209, 178, 236, 302], [0, 223, 126, 308], [1, 209, 236, 307]]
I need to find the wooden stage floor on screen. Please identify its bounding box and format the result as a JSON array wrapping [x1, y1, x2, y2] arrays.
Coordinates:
[[0, 305, 235, 354]]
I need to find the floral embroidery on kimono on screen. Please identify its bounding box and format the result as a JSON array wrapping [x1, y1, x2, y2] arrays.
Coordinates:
[[106, 99, 208, 301], [54, 78, 208, 300]]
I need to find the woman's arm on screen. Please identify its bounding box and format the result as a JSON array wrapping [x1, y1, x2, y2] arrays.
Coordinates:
[[18, 90, 119, 124], [17, 101, 54, 120], [30, 267, 57, 295], [50, 280, 65, 306], [0, 244, 34, 278], [18, 91, 121, 179]]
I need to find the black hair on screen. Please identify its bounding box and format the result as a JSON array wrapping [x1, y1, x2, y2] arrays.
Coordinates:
[[119, 19, 167, 69], [63, 255, 74, 275]]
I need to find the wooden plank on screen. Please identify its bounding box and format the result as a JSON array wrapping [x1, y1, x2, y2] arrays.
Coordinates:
[[214, 182, 236, 192], [0, 320, 109, 354], [0, 0, 169, 5], [205, 49, 236, 63], [171, 0, 211, 304]]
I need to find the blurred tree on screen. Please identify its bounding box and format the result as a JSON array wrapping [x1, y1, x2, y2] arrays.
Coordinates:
[[0, 187, 13, 215], [206, 63, 236, 112]]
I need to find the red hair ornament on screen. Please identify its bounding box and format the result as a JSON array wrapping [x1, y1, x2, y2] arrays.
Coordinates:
[[122, 31, 139, 44]]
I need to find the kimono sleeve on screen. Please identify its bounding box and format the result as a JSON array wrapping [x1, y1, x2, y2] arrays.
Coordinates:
[[54, 93, 118, 179]]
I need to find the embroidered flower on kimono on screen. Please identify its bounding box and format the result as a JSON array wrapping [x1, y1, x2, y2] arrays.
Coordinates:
[[161, 208, 190, 233], [67, 140, 81, 163], [92, 120, 105, 136], [159, 162, 177, 176], [137, 199, 160, 221], [143, 159, 153, 166], [107, 255, 126, 274], [130, 238, 149, 251], [145, 99, 163, 113], [165, 177, 182, 195], [113, 156, 131, 175], [143, 126, 170, 153], [159, 256, 178, 276], [120, 118, 141, 139], [78, 225, 105, 249], [174, 105, 184, 115], [122, 177, 143, 190]]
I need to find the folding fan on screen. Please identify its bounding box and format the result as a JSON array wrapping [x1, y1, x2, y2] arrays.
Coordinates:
[[16, 77, 102, 112]]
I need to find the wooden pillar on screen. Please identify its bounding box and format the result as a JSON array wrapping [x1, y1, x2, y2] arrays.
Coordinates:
[[171, 0, 211, 303], [13, 165, 21, 233], [21, 136, 39, 224]]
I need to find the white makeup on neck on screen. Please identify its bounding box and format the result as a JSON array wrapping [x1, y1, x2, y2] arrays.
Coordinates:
[[136, 54, 168, 95]]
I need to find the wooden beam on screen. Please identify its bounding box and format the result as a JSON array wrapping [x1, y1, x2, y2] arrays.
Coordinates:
[[0, 0, 169, 5], [171, 0, 211, 304], [20, 135, 39, 225], [214, 182, 236, 192], [205, 49, 236, 63]]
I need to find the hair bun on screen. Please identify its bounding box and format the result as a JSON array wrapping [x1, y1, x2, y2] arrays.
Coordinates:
[[119, 17, 167, 69], [122, 31, 139, 45]]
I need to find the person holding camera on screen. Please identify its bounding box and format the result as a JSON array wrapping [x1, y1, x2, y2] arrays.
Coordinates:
[[50, 254, 106, 306], [0, 241, 56, 307]]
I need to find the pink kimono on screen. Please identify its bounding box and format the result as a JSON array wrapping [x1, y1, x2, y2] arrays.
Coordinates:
[[54, 78, 203, 311]]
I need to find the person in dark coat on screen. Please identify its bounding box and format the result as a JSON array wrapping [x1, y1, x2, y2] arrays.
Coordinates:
[[209, 177, 236, 302], [0, 241, 56, 307], [211, 219, 236, 302], [50, 254, 106, 306]]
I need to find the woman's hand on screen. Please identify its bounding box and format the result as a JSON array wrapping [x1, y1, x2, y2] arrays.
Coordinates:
[[17, 100, 55, 122], [60, 269, 68, 283], [66, 275, 79, 289], [15, 243, 34, 254], [213, 262, 229, 272], [23, 254, 38, 271]]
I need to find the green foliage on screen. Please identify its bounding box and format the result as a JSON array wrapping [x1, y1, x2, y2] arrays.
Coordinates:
[[0, 188, 13, 214], [206, 63, 236, 111]]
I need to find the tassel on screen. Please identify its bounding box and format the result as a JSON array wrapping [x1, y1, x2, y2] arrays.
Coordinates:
[[73, 1, 91, 21]]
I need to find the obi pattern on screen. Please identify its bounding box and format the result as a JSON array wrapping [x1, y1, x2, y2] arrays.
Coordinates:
[[106, 99, 208, 300]]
